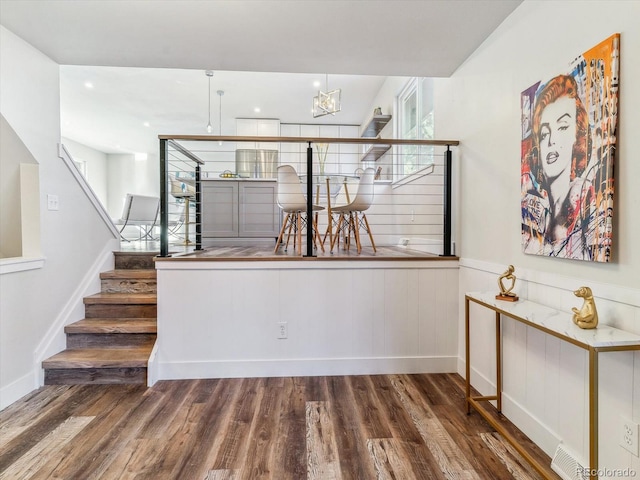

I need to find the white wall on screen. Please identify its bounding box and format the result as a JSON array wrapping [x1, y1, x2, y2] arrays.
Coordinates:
[[437, 1, 640, 474], [0, 26, 119, 408], [107, 153, 159, 218], [438, 0, 640, 289], [62, 137, 109, 207]]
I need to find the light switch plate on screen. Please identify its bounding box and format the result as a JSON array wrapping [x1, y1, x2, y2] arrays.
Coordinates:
[[47, 194, 59, 211]]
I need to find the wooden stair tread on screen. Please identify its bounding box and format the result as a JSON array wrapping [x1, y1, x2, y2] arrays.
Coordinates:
[[42, 345, 154, 369], [83, 293, 157, 304], [65, 318, 157, 334], [100, 269, 157, 280]]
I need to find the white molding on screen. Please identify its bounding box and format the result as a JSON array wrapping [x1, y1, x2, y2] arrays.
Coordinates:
[[456, 357, 561, 457], [0, 371, 35, 411], [33, 243, 117, 386], [159, 355, 458, 381], [147, 341, 159, 387], [459, 257, 640, 308], [0, 256, 45, 275], [501, 393, 561, 458], [58, 143, 120, 239], [397, 238, 443, 256]]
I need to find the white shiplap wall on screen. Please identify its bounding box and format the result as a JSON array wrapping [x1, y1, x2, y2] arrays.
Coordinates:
[[155, 259, 459, 381]]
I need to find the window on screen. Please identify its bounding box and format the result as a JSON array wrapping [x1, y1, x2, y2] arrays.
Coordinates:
[[396, 78, 435, 179]]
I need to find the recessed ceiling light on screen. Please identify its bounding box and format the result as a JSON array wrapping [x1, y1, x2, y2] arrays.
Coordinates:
[[143, 122, 150, 127], [313, 81, 321, 88], [84, 82, 94, 89], [254, 107, 261, 113]]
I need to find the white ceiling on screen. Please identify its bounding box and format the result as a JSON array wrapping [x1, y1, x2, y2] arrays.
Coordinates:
[[1, 0, 522, 154]]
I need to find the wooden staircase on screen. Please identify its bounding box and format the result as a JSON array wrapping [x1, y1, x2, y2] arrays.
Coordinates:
[[42, 252, 157, 385]]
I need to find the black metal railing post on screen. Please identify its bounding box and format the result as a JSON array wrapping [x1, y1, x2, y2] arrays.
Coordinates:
[[160, 139, 170, 257], [441, 145, 453, 257], [195, 164, 202, 251], [305, 142, 314, 257]]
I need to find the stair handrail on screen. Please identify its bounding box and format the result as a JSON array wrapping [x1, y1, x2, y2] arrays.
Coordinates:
[[58, 143, 120, 239]]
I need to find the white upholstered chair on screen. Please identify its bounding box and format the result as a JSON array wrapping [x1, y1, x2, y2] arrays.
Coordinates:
[[274, 165, 325, 255], [329, 167, 377, 254], [113, 194, 160, 241]]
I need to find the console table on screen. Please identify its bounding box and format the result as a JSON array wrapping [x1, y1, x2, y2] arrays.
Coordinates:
[[465, 292, 640, 479]]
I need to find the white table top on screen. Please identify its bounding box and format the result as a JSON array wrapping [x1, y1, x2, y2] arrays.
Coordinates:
[[466, 291, 640, 349]]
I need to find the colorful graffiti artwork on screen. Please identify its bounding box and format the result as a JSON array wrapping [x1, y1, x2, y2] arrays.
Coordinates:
[[521, 34, 619, 262]]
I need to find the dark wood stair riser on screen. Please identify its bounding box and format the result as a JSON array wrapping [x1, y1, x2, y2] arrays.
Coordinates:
[[114, 252, 157, 270], [45, 368, 147, 385], [66, 334, 156, 349], [84, 304, 157, 318]]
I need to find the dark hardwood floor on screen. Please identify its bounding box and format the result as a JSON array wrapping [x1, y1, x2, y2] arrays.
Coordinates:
[[119, 239, 449, 261], [0, 373, 553, 479]]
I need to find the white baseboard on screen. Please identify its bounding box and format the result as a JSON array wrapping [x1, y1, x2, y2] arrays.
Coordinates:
[[501, 393, 561, 457], [457, 356, 560, 458], [159, 355, 458, 381], [147, 341, 159, 387], [396, 238, 443, 256], [0, 371, 36, 411]]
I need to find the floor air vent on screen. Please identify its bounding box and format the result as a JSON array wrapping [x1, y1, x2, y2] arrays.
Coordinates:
[[551, 444, 588, 480]]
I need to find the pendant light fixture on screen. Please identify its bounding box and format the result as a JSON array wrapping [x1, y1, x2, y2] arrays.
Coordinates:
[[205, 70, 214, 133], [217, 90, 224, 145], [313, 73, 341, 118]]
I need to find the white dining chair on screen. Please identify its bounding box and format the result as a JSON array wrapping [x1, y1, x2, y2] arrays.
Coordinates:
[[329, 167, 377, 254], [169, 174, 196, 245], [274, 165, 325, 255]]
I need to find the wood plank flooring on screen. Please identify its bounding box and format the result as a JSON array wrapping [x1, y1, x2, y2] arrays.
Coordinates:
[[0, 374, 554, 480], [117, 239, 451, 261], [172, 245, 449, 261]]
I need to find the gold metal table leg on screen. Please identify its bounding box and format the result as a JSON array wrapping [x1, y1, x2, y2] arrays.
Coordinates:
[[465, 297, 471, 414], [496, 311, 502, 413], [589, 348, 598, 479]]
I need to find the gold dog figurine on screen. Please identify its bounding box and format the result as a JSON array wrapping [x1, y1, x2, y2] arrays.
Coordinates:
[[572, 286, 598, 329]]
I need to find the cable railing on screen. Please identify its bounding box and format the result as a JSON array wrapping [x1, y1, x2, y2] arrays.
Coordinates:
[[158, 135, 459, 258]]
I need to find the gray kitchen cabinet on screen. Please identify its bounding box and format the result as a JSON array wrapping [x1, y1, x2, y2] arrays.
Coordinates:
[[201, 180, 280, 243]]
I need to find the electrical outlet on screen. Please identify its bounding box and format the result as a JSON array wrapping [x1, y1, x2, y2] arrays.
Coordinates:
[[620, 416, 639, 456], [277, 322, 288, 339]]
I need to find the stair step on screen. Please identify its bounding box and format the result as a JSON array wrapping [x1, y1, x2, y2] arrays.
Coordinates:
[[100, 270, 157, 280], [84, 294, 157, 318], [83, 293, 157, 305], [65, 319, 157, 349], [43, 345, 153, 384], [101, 270, 157, 294], [65, 318, 157, 334], [43, 345, 154, 369], [67, 334, 156, 349], [44, 368, 147, 385]]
